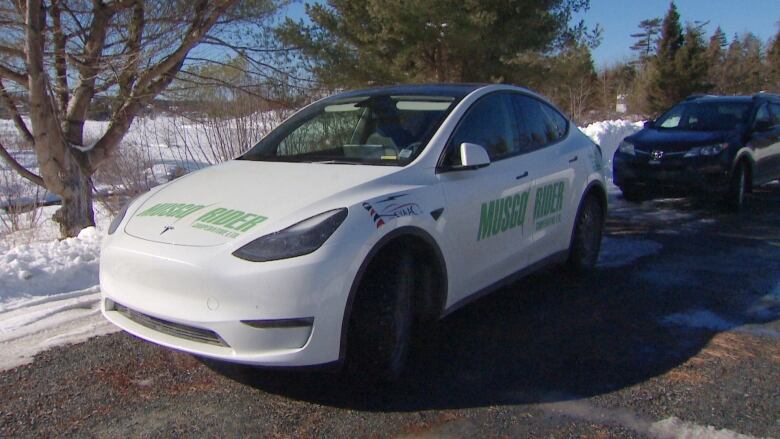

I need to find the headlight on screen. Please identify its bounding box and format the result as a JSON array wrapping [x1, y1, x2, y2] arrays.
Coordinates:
[[685, 143, 728, 157], [618, 140, 635, 156], [108, 196, 138, 235], [233, 208, 348, 262]]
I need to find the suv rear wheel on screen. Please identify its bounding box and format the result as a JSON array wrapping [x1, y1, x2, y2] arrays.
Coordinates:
[[724, 162, 748, 211], [567, 194, 604, 273]]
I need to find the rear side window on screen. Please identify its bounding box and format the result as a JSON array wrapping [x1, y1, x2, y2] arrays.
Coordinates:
[[511, 94, 565, 152], [446, 93, 517, 164], [755, 104, 771, 125], [769, 104, 780, 126], [539, 103, 568, 140]]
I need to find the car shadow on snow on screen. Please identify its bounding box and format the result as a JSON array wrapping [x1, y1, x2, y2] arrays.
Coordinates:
[[202, 184, 780, 412]]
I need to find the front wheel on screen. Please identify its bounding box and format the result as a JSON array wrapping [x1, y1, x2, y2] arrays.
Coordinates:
[[567, 194, 604, 273], [345, 250, 414, 382], [723, 162, 748, 211]]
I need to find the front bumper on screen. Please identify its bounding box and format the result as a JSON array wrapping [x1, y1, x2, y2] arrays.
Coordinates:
[[613, 152, 731, 194], [99, 232, 361, 367]]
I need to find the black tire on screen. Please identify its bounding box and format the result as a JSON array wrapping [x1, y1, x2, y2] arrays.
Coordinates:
[[345, 250, 414, 382], [567, 194, 604, 273], [620, 186, 645, 203], [723, 161, 748, 211]]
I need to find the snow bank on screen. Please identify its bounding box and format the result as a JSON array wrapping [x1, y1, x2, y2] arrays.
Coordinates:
[[579, 119, 644, 176], [0, 227, 102, 303], [0, 227, 117, 371]]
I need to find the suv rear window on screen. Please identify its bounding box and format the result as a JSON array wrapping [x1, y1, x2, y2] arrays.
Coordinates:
[[655, 102, 751, 131]]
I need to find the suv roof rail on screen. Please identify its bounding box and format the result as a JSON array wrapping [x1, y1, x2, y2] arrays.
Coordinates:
[[753, 91, 780, 100], [684, 93, 712, 101]]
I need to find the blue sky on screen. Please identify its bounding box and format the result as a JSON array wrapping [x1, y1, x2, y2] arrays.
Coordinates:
[[283, 1, 780, 69], [579, 0, 780, 68]]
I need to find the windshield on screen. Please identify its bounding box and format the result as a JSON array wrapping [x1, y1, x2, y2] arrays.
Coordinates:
[[239, 94, 457, 165], [654, 101, 751, 131]]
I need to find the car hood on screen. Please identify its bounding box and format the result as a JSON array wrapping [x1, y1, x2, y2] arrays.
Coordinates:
[[123, 160, 398, 247], [626, 128, 735, 152]]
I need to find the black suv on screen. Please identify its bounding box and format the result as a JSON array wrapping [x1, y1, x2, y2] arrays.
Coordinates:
[[613, 93, 780, 209]]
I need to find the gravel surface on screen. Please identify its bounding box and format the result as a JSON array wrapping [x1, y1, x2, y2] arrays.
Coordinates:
[[1, 186, 779, 438]]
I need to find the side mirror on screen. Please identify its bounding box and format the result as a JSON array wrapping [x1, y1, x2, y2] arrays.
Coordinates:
[[754, 119, 773, 132], [459, 142, 491, 169], [643, 120, 654, 129]]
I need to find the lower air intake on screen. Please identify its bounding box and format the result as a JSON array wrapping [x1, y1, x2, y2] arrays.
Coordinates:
[[112, 301, 229, 348]]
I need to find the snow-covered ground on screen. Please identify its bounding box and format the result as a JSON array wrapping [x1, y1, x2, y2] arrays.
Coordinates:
[[0, 118, 643, 371]]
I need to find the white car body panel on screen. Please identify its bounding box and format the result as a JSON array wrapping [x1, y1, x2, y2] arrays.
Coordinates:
[[100, 84, 607, 367]]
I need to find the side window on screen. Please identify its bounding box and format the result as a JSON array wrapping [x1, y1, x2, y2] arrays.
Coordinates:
[[769, 104, 780, 126], [511, 95, 557, 151], [539, 102, 569, 141], [755, 104, 771, 126], [445, 93, 517, 165]]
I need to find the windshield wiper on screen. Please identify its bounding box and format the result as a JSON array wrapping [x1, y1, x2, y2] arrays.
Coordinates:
[[309, 160, 361, 165]]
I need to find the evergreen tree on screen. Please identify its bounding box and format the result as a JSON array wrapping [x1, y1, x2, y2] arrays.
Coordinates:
[[706, 27, 727, 92], [767, 29, 780, 91], [629, 18, 662, 65], [721, 33, 765, 94], [674, 25, 711, 96], [645, 2, 685, 113], [539, 43, 598, 122], [276, 0, 599, 87]]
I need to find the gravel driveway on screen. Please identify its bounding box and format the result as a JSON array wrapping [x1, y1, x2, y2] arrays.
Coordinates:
[[1, 186, 779, 438]]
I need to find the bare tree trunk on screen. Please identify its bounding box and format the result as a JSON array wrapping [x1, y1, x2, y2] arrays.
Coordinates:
[[52, 160, 95, 237], [0, 0, 242, 238]]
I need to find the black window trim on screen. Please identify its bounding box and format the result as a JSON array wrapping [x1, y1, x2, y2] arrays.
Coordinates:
[[436, 90, 571, 173]]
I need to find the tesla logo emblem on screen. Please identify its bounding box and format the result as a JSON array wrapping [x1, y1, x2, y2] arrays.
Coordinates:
[[160, 225, 175, 235], [650, 150, 664, 160]]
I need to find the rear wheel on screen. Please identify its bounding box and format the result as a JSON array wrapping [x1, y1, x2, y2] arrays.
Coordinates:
[[724, 162, 748, 211], [567, 194, 604, 273], [345, 250, 413, 382]]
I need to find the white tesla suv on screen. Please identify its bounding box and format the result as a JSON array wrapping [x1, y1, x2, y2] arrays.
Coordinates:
[[100, 83, 607, 379]]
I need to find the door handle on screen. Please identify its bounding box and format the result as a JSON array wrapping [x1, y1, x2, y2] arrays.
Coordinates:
[[569, 156, 578, 163], [515, 171, 528, 180]]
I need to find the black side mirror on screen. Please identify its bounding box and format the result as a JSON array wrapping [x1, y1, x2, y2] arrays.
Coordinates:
[[643, 120, 654, 129], [754, 120, 773, 132]]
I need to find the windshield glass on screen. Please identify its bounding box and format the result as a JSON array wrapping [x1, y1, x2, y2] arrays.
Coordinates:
[[239, 94, 457, 165], [655, 101, 751, 131]]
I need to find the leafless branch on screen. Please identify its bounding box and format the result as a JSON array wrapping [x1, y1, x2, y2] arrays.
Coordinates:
[[0, 63, 27, 88], [0, 78, 33, 145], [0, 139, 45, 187]]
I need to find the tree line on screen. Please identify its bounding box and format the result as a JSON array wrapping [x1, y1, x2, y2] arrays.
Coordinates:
[[1, 0, 778, 238], [599, 2, 780, 117]]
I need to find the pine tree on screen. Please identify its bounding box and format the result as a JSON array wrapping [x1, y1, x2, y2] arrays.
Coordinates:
[[276, 0, 598, 87], [630, 18, 662, 65], [721, 33, 765, 94], [539, 43, 598, 122], [645, 1, 685, 113], [706, 27, 727, 92], [767, 29, 780, 91], [675, 25, 711, 96]]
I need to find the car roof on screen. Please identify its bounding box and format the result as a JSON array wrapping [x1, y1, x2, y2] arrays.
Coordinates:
[[685, 93, 780, 105], [330, 83, 489, 100]]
